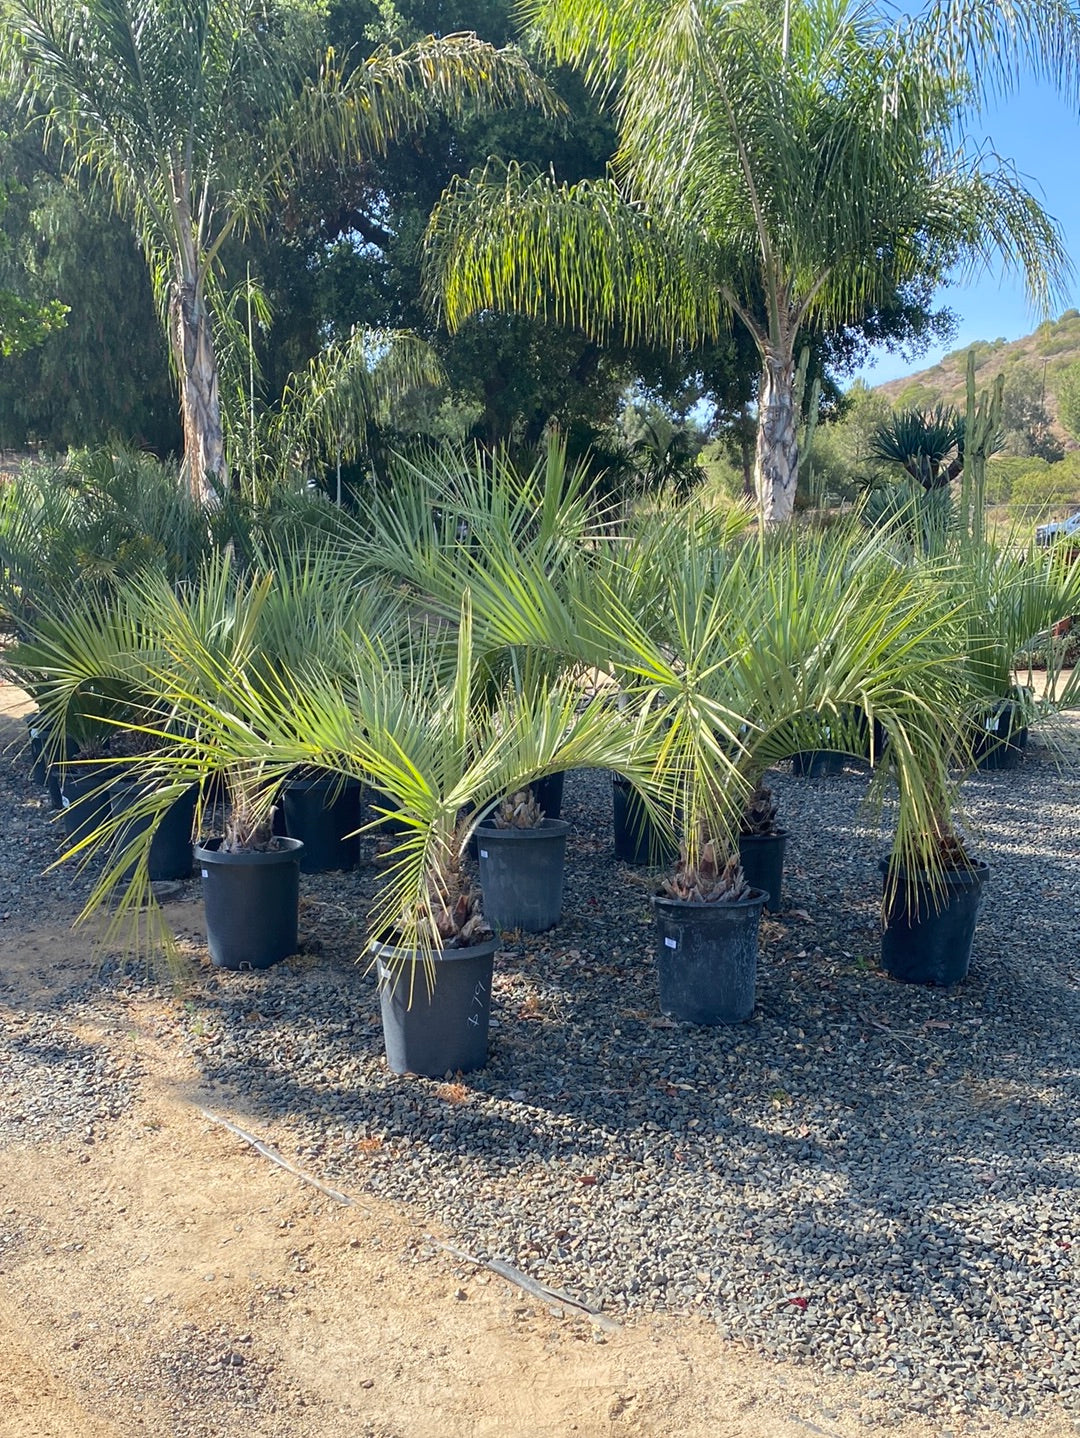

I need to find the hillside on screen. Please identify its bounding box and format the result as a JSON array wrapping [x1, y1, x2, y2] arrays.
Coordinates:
[[874, 309, 1080, 449]]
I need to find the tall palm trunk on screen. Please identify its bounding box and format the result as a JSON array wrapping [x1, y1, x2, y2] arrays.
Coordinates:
[[172, 275, 226, 506], [754, 347, 798, 524]]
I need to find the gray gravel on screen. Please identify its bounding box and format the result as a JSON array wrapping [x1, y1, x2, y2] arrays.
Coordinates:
[[4, 709, 1080, 1428]]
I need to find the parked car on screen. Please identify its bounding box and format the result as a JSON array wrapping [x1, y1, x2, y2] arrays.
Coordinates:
[[1036, 511, 1080, 546]]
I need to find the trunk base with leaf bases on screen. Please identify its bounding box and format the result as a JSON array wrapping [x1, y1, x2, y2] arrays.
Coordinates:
[[653, 846, 767, 1024], [374, 873, 497, 1076]]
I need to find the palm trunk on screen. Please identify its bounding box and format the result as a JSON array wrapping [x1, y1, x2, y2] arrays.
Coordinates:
[[754, 349, 798, 524], [172, 277, 226, 505]]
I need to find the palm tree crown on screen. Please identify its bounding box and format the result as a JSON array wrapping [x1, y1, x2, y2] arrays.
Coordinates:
[[426, 0, 1076, 522]]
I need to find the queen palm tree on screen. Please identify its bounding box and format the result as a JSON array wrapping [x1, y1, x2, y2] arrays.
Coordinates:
[[425, 0, 1076, 523], [1, 0, 559, 503]]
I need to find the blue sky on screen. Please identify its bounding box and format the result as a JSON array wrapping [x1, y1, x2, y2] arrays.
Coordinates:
[[854, 83, 1080, 387]]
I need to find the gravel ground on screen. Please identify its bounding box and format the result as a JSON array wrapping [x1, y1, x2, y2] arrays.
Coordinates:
[[3, 714, 1080, 1430]]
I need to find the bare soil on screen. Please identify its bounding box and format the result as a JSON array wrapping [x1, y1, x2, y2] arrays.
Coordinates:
[[1, 676, 1076, 1438]]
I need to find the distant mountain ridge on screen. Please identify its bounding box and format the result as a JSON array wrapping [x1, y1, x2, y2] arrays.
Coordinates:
[[873, 309, 1080, 448]]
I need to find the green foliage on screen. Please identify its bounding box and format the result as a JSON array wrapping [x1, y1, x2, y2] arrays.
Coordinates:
[[805, 382, 893, 500], [895, 382, 939, 410], [0, 445, 354, 636], [16, 435, 1080, 970], [984, 454, 1048, 505], [1035, 312, 1080, 355], [1056, 359, 1080, 442], [1, 0, 563, 494], [945, 338, 1005, 370], [0, 138, 179, 450], [0, 289, 66, 356], [1000, 366, 1062, 459], [426, 0, 1076, 518], [1007, 452, 1080, 522]]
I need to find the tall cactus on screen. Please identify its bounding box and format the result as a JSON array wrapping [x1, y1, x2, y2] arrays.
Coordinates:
[[962, 349, 1004, 545]]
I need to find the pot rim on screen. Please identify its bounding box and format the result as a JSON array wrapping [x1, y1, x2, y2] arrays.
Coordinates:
[[878, 855, 989, 883], [474, 818, 571, 839], [195, 836, 304, 864], [283, 772, 362, 792], [369, 934, 499, 964], [737, 827, 789, 842]]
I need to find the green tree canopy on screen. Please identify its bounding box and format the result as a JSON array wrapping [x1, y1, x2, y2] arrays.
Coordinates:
[[1, 0, 560, 500], [1056, 358, 1080, 443]]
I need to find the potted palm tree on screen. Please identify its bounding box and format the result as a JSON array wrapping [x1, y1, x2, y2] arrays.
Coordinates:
[[259, 601, 653, 1074], [873, 644, 992, 986], [653, 837, 767, 1024], [474, 787, 570, 932], [4, 555, 329, 968], [737, 781, 787, 912]]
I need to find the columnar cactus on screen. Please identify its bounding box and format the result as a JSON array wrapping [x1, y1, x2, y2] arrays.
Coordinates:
[[962, 348, 1004, 545]]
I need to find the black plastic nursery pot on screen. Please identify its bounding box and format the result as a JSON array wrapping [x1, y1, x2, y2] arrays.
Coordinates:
[[878, 858, 990, 986], [529, 771, 565, 821], [612, 774, 678, 866], [653, 889, 768, 1025], [25, 714, 47, 785], [855, 712, 889, 766], [973, 698, 1029, 771], [373, 936, 499, 1077], [281, 774, 361, 872], [791, 749, 845, 778], [28, 717, 68, 810], [59, 766, 114, 848], [738, 828, 788, 912], [194, 837, 303, 970], [110, 779, 198, 882], [475, 819, 570, 932]]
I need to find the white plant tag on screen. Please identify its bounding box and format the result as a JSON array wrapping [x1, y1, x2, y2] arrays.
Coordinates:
[[479, 849, 488, 858], [664, 936, 677, 949], [61, 795, 70, 808], [201, 869, 209, 878]]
